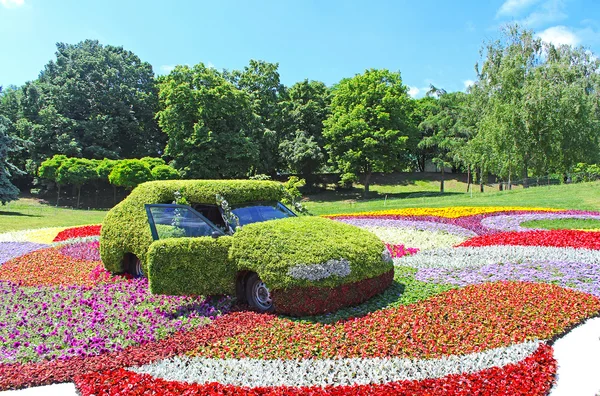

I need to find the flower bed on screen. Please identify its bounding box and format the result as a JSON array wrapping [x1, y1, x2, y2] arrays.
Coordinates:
[[1, 208, 600, 394]]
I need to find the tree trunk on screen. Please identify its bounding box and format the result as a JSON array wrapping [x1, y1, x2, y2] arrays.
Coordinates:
[[479, 168, 484, 193], [57, 184, 61, 207], [466, 168, 471, 193], [363, 172, 372, 198], [522, 164, 529, 189], [440, 167, 445, 193], [77, 186, 81, 209]]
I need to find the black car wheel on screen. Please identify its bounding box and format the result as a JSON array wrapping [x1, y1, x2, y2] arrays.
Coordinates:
[[126, 254, 144, 278], [245, 273, 274, 313]]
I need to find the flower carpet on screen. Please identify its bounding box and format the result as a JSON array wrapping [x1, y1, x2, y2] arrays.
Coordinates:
[[1, 206, 600, 395]]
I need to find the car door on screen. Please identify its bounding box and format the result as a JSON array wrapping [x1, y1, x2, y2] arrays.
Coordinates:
[[144, 204, 235, 296]]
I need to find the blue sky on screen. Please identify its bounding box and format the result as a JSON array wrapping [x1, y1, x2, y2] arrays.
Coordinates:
[[1, 0, 599, 97]]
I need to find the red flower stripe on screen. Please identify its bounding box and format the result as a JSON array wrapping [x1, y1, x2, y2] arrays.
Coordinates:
[[273, 270, 394, 316], [0, 312, 274, 391], [459, 230, 600, 250], [0, 248, 102, 287], [53, 225, 101, 242], [193, 282, 600, 360], [74, 344, 556, 396]]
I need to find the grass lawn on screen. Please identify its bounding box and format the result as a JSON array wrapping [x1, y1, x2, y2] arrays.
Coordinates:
[[522, 218, 600, 230], [304, 181, 600, 215], [0, 198, 107, 232], [1, 181, 598, 232]]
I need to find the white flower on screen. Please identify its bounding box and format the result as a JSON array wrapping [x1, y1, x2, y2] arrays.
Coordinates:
[[287, 259, 351, 281], [131, 340, 543, 387]]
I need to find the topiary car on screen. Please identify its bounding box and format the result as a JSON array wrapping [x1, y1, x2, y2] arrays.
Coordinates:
[[100, 180, 393, 316]]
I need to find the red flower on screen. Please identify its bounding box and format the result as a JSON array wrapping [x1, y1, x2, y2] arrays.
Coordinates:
[[53, 225, 102, 242], [459, 230, 600, 250]]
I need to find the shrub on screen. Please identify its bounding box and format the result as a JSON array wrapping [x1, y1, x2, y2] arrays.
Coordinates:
[[151, 165, 180, 181], [108, 160, 153, 190], [100, 180, 285, 274], [229, 216, 392, 291], [56, 158, 99, 208], [147, 236, 235, 296], [140, 157, 166, 170]]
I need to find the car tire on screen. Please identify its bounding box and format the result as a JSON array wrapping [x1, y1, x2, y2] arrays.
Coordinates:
[[245, 273, 274, 313], [126, 254, 144, 278]]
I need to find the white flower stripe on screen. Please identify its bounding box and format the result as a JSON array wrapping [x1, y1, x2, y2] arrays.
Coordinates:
[[337, 218, 477, 238], [482, 213, 600, 232], [362, 226, 467, 250], [131, 340, 543, 387], [51, 236, 100, 247], [287, 259, 351, 281], [395, 245, 600, 269]]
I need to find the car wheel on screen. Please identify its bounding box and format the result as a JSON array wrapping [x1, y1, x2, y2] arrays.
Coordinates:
[[127, 254, 144, 278], [245, 273, 274, 313]]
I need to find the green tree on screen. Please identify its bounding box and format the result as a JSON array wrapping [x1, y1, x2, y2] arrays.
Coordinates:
[[108, 159, 152, 190], [140, 157, 166, 170], [470, 25, 599, 187], [157, 64, 259, 178], [411, 96, 438, 172], [279, 80, 330, 183], [323, 69, 416, 195], [151, 164, 180, 180], [56, 158, 98, 208], [38, 154, 69, 205], [418, 87, 471, 193], [226, 60, 288, 174], [0, 116, 21, 204], [8, 40, 165, 173]]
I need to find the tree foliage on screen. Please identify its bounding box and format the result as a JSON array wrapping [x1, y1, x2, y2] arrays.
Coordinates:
[[4, 40, 164, 174], [0, 116, 20, 204], [468, 25, 600, 185], [279, 80, 330, 180], [108, 159, 153, 190], [323, 69, 416, 194], [56, 158, 98, 208], [151, 164, 180, 180], [157, 64, 260, 178]]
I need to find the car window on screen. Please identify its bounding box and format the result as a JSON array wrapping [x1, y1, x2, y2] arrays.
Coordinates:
[[231, 202, 294, 227], [146, 205, 217, 240]]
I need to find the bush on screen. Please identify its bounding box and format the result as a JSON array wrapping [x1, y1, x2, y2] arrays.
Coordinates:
[[108, 159, 153, 190], [140, 157, 166, 170], [151, 165, 180, 180], [229, 216, 391, 291], [100, 179, 285, 274], [147, 236, 235, 296]]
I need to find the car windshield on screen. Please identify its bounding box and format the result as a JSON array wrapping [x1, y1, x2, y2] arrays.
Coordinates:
[[231, 202, 295, 227]]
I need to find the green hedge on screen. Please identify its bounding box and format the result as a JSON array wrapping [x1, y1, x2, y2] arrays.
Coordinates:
[[100, 179, 285, 274], [229, 216, 392, 290], [147, 236, 236, 296]]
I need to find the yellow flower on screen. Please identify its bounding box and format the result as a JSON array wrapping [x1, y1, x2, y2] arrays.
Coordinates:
[[325, 207, 562, 219], [0, 227, 68, 244]]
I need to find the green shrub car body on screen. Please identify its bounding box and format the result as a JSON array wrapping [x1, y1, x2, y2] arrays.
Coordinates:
[[100, 180, 393, 315]]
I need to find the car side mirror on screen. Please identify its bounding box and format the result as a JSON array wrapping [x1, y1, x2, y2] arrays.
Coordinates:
[[211, 231, 221, 239]]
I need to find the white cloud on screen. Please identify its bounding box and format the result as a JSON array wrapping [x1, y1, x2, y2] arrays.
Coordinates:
[[520, 0, 567, 27], [408, 86, 420, 98], [537, 25, 581, 46], [496, 0, 542, 17], [0, 0, 24, 8], [463, 80, 475, 90]]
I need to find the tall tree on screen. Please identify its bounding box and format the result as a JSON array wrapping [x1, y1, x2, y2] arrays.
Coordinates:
[[418, 87, 472, 192], [8, 40, 165, 173], [323, 69, 416, 195], [0, 116, 21, 204], [279, 80, 330, 182], [157, 64, 260, 178], [225, 60, 287, 174], [470, 25, 599, 186]]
